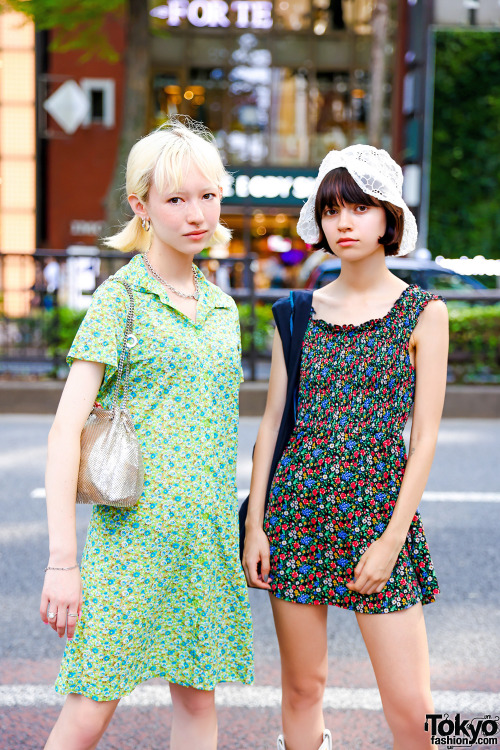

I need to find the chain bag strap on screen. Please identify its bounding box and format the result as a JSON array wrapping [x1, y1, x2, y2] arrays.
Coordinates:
[[76, 278, 144, 507], [110, 280, 137, 414]]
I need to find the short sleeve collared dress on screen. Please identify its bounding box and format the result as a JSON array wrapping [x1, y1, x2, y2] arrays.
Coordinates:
[[55, 254, 253, 700]]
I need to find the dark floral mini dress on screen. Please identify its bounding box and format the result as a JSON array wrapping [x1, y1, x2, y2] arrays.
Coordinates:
[[264, 284, 442, 614]]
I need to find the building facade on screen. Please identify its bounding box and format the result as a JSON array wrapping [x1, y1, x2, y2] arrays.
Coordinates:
[[0, 11, 36, 315], [435, 0, 500, 25], [149, 0, 388, 287], [39, 18, 126, 252], [39, 0, 397, 290]]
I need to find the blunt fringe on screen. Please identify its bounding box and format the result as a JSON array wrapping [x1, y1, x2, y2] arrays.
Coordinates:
[[313, 167, 404, 256], [102, 117, 232, 253]]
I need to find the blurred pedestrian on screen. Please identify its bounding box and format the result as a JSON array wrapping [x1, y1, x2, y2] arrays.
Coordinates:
[[40, 118, 253, 750], [30, 260, 46, 309], [43, 256, 60, 309], [242, 145, 448, 750]]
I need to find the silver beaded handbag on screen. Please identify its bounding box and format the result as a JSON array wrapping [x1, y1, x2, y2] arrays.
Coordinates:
[[76, 279, 144, 508]]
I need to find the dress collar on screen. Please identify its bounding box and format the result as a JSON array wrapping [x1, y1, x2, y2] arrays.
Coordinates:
[[117, 253, 233, 325]]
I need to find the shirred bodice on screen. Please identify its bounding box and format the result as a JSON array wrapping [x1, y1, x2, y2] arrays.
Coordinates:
[[295, 285, 436, 444]]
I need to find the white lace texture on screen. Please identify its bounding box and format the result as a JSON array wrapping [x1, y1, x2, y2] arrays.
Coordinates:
[[296, 145, 418, 256]]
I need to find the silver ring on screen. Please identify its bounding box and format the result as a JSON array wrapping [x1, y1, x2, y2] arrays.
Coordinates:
[[48, 611, 56, 620], [125, 334, 138, 349], [67, 613, 78, 617]]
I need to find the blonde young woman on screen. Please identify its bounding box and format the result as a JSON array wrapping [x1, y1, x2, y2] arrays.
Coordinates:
[[40, 119, 253, 750], [242, 146, 448, 750]]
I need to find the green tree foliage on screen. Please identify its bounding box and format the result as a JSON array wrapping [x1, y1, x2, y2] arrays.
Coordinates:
[[0, 0, 125, 60], [237, 303, 274, 353], [430, 30, 500, 259]]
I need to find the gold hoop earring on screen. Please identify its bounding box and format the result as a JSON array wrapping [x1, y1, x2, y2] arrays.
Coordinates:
[[141, 218, 151, 232]]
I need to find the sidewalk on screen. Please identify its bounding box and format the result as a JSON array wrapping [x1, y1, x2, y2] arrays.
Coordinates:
[[0, 381, 499, 418]]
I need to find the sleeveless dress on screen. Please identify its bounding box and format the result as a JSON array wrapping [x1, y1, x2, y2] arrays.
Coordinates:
[[264, 284, 441, 614]]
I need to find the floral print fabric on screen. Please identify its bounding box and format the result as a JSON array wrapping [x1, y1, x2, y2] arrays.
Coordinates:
[[56, 254, 253, 700], [265, 284, 441, 613]]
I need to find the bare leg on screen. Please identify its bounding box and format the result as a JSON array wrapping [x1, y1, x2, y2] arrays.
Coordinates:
[[270, 594, 329, 750], [356, 603, 436, 750], [44, 694, 119, 750], [169, 682, 217, 750]]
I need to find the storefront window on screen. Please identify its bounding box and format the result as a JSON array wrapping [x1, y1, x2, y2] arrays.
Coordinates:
[[272, 0, 374, 35], [342, 0, 373, 34], [274, 0, 310, 31], [226, 33, 271, 164], [310, 69, 370, 160], [186, 67, 226, 132], [149, 0, 391, 290], [153, 34, 273, 164], [269, 68, 309, 165], [219, 208, 307, 289], [153, 72, 181, 125], [154, 65, 370, 167], [250, 210, 306, 288]]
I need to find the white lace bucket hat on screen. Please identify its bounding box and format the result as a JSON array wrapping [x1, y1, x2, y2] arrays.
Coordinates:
[[297, 145, 418, 256]]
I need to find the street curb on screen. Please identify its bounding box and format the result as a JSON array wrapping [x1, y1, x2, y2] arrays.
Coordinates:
[[440, 385, 500, 419], [0, 381, 499, 418]]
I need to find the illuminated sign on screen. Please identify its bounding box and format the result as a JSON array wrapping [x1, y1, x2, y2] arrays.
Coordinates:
[[150, 1, 273, 29], [223, 168, 316, 205]]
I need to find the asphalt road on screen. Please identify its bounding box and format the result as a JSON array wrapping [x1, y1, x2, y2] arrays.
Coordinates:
[[0, 415, 499, 749]]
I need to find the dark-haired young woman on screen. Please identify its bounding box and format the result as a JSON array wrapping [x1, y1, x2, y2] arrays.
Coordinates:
[[242, 146, 448, 750]]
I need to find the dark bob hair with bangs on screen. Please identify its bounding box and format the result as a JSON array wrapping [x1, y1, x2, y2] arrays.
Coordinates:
[[313, 167, 404, 256]]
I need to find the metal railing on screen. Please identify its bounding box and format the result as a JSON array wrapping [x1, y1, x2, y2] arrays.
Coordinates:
[[2, 250, 500, 381], [0, 249, 279, 380]]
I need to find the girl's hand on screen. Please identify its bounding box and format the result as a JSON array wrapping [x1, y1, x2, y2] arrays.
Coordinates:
[[242, 527, 272, 590], [346, 535, 403, 596], [40, 568, 82, 640]]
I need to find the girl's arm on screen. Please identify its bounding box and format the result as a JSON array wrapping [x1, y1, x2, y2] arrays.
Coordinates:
[[348, 300, 449, 596], [242, 328, 288, 589], [40, 360, 104, 639]]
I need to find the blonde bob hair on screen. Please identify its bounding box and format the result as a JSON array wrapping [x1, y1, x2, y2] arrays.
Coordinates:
[[103, 117, 231, 253]]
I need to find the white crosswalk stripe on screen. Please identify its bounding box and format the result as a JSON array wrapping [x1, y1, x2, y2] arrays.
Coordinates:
[[422, 491, 500, 502], [0, 684, 498, 714], [31, 488, 500, 504]]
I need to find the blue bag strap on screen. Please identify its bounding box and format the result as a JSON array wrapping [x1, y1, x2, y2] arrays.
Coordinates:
[[288, 291, 298, 418]]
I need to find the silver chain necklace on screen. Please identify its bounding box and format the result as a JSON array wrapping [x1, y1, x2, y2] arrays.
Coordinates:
[[143, 254, 200, 301]]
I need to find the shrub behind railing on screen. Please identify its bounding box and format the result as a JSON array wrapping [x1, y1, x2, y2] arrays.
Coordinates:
[[448, 304, 500, 383]]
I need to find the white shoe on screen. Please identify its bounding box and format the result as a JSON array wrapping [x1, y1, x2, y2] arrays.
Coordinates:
[[277, 729, 332, 750], [319, 729, 332, 750]]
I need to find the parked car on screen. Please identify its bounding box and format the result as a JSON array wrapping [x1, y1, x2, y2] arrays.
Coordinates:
[[304, 256, 487, 293]]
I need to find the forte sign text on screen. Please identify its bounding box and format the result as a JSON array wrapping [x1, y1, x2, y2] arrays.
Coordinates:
[[150, 1, 273, 29]]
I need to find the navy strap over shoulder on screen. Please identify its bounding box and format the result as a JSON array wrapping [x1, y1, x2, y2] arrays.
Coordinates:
[[272, 290, 313, 371], [270, 289, 313, 482], [239, 290, 312, 559]]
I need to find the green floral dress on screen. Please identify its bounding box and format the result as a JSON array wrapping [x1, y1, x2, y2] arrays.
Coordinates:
[[55, 254, 253, 700]]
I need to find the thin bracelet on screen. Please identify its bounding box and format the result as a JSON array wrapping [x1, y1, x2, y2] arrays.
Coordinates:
[[45, 564, 79, 572]]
